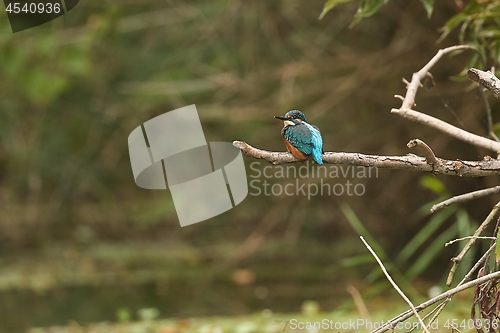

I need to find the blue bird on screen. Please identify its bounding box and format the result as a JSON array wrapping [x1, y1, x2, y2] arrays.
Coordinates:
[[274, 110, 323, 164]]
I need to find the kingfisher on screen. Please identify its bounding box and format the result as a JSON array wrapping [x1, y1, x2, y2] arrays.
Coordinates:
[[274, 110, 323, 164]]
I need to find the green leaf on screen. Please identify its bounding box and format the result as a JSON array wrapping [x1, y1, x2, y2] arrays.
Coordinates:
[[341, 253, 374, 267], [405, 223, 458, 279], [419, 175, 446, 195], [319, 0, 352, 20], [340, 203, 386, 257], [438, 13, 468, 43], [420, 0, 433, 18], [350, 0, 388, 28]]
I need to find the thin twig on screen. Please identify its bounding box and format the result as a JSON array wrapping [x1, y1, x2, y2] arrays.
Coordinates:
[[360, 236, 430, 333], [445, 236, 496, 247], [446, 201, 500, 286], [431, 186, 500, 213], [371, 270, 500, 333], [347, 285, 371, 322], [282, 320, 289, 333], [407, 139, 437, 165], [458, 243, 496, 286], [416, 244, 497, 331], [233, 141, 500, 177], [425, 301, 448, 331], [406, 300, 447, 333], [401, 45, 473, 110]]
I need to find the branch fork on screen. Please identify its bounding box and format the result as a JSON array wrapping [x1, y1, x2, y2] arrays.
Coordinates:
[[233, 46, 500, 329]]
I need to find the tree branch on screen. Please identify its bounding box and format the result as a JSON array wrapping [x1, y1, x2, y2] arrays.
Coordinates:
[[391, 46, 500, 154], [360, 236, 430, 333], [468, 68, 500, 98], [233, 141, 500, 177], [446, 201, 500, 286], [415, 244, 496, 331], [371, 270, 500, 333], [431, 186, 500, 213], [391, 108, 500, 153], [401, 45, 473, 110]]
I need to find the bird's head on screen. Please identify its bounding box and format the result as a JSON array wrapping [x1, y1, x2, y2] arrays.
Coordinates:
[[274, 109, 307, 126]]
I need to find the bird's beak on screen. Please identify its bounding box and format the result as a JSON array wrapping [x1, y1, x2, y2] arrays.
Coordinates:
[[274, 116, 288, 120]]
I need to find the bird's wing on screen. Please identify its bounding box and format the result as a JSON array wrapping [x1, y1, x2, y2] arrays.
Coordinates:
[[307, 123, 323, 152], [283, 124, 314, 155]]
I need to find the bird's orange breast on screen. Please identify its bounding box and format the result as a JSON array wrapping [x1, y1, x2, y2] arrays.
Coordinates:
[[283, 138, 306, 160]]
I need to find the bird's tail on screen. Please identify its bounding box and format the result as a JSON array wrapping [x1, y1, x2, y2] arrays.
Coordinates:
[[313, 151, 323, 165]]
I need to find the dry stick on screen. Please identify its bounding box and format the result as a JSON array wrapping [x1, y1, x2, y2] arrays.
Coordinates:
[[359, 236, 431, 333], [424, 301, 448, 331], [418, 245, 494, 332], [445, 236, 496, 247], [459, 243, 496, 286], [409, 244, 497, 333], [371, 270, 500, 333], [446, 201, 500, 286], [407, 139, 437, 165], [405, 298, 448, 333], [347, 285, 371, 322], [391, 45, 500, 154], [431, 186, 500, 213], [401, 45, 472, 109], [391, 108, 500, 153]]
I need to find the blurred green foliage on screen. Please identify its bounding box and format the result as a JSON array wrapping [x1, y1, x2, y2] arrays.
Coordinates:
[[321, 0, 500, 70], [341, 177, 479, 299]]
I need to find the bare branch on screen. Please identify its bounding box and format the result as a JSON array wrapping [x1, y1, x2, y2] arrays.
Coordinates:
[[425, 301, 448, 331], [458, 243, 496, 286], [391, 108, 500, 153], [347, 285, 371, 321], [391, 46, 500, 153], [468, 68, 500, 98], [431, 186, 500, 213], [371, 270, 500, 333], [421, 244, 496, 330], [407, 139, 437, 164], [401, 45, 473, 110], [360, 236, 430, 333], [445, 236, 496, 247], [233, 141, 500, 177], [446, 201, 500, 286]]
